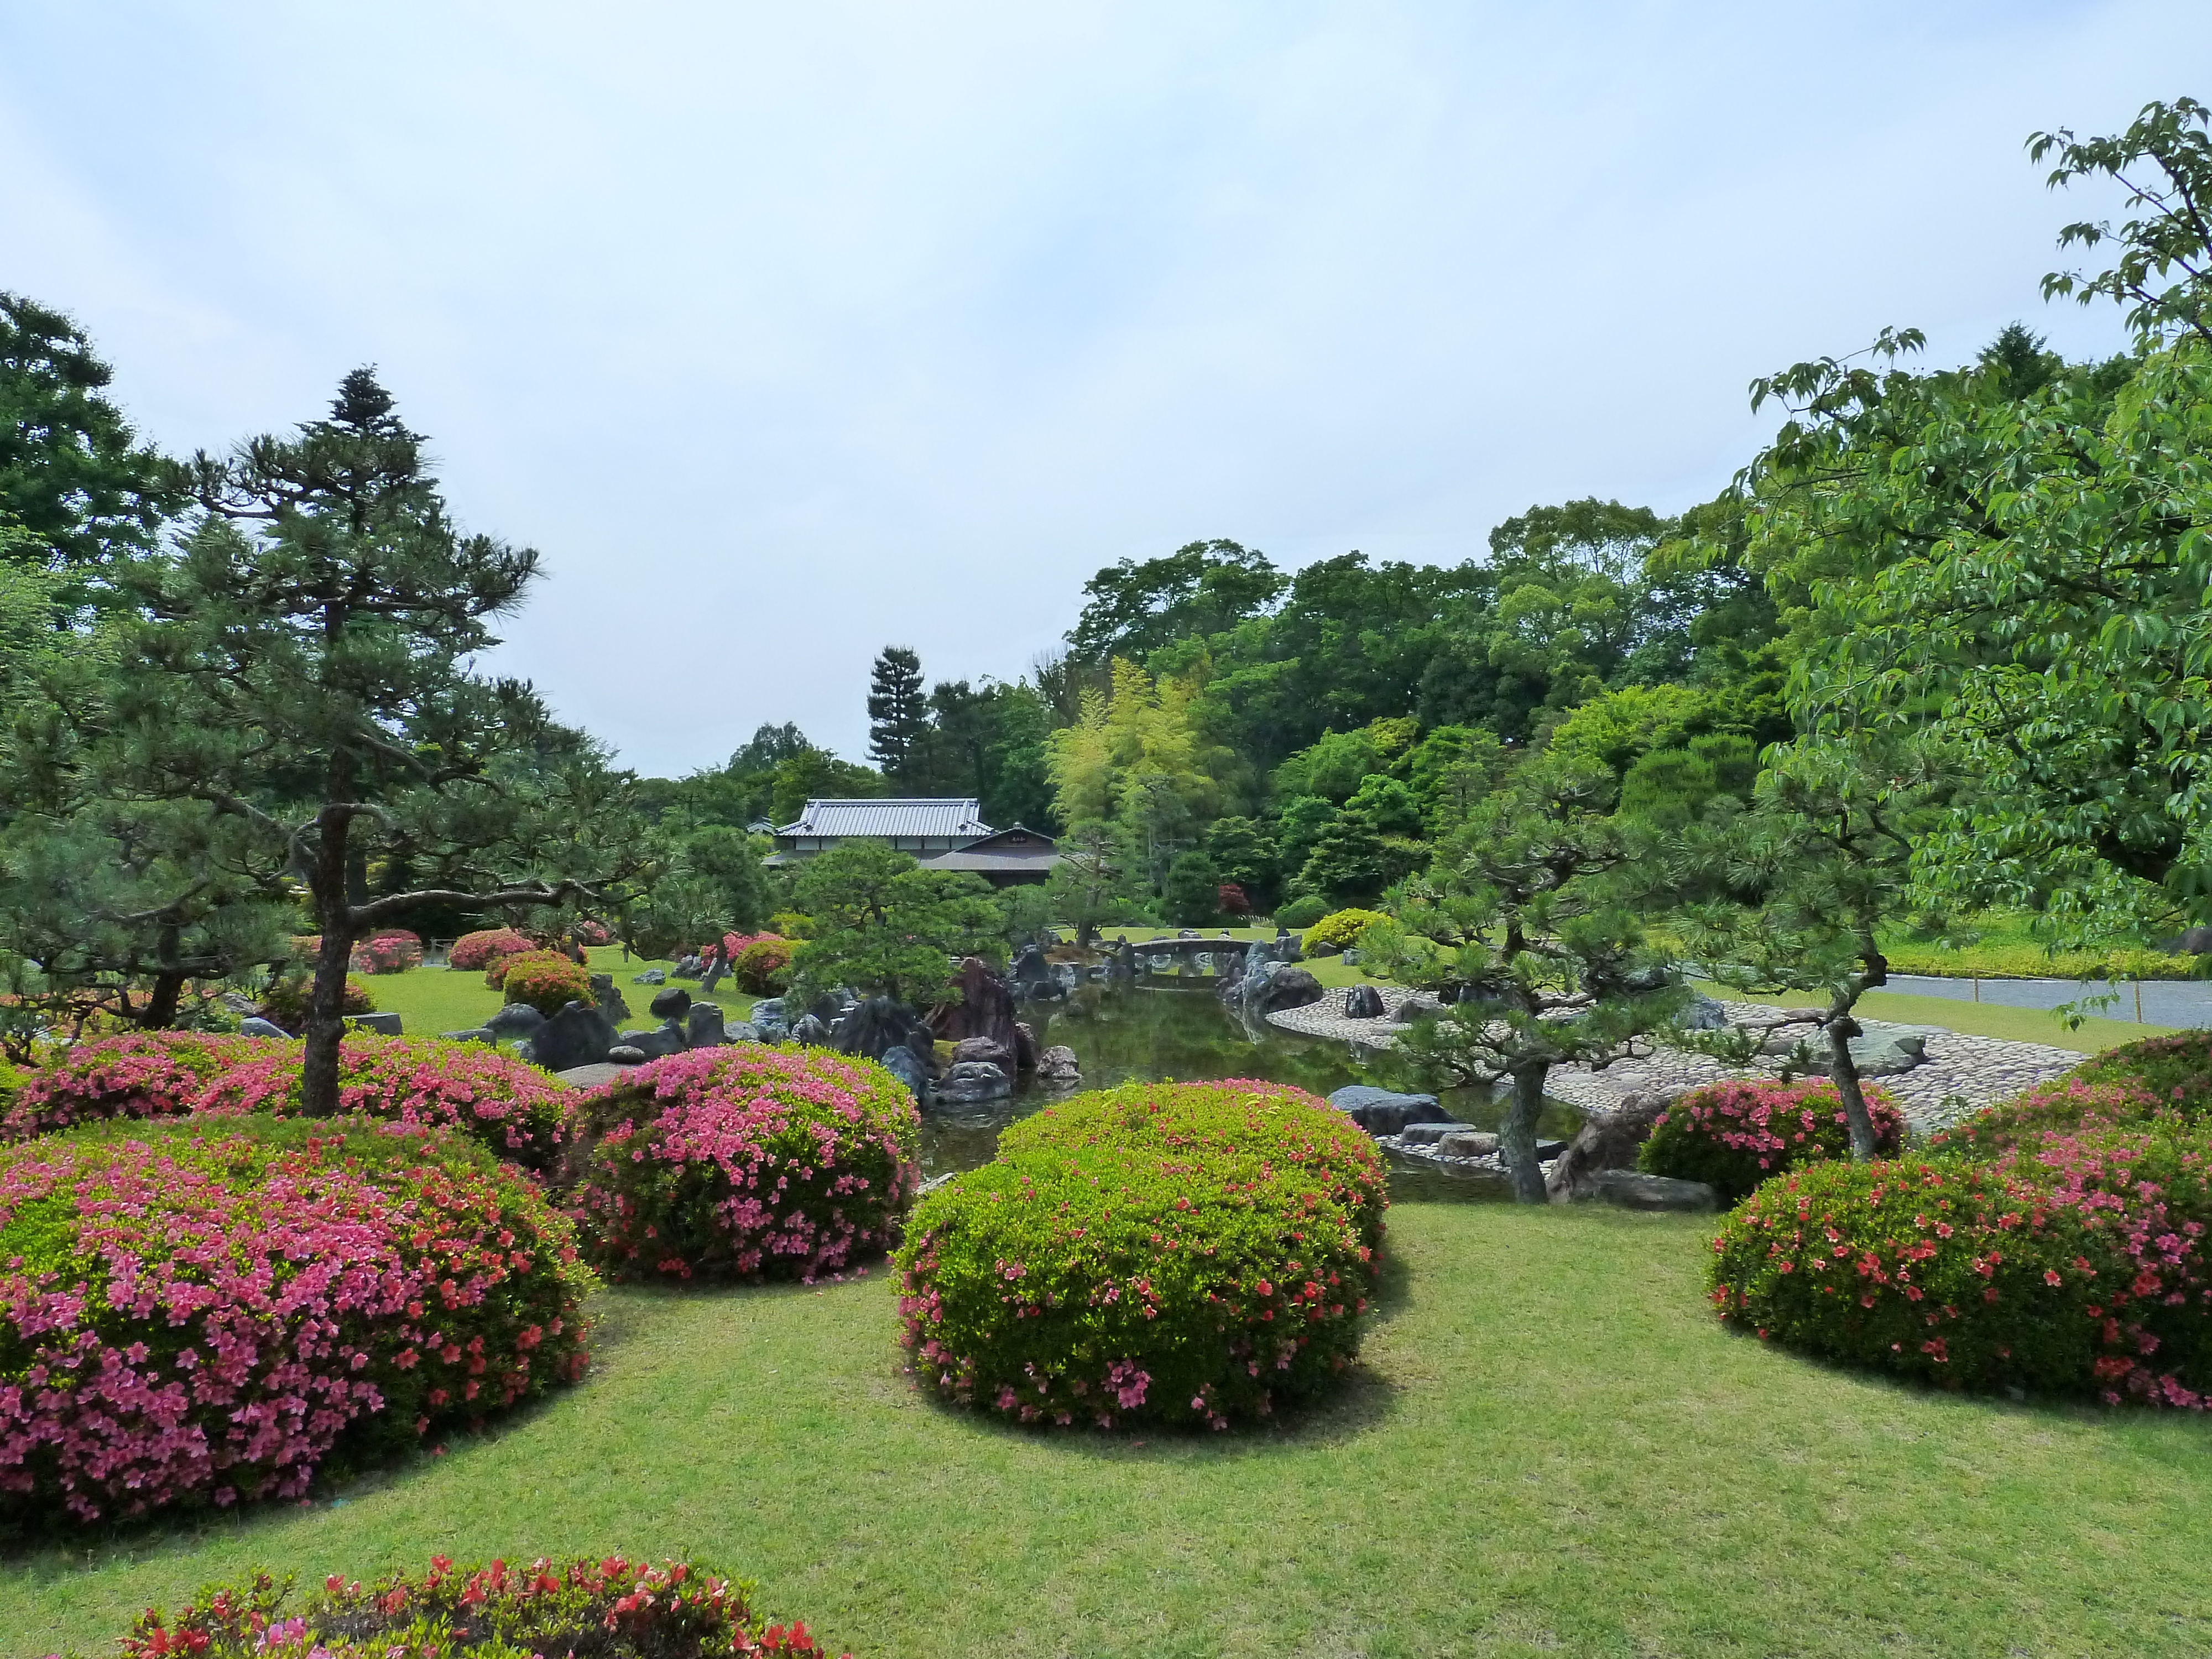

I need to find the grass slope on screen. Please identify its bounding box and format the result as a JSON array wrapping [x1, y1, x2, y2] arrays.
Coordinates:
[[361, 946, 755, 1038], [11, 1204, 2212, 1657]]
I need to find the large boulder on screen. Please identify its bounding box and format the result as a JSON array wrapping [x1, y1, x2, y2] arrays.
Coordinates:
[[649, 985, 693, 1022], [749, 997, 790, 1040], [484, 1001, 547, 1042], [684, 1002, 728, 1049], [238, 1016, 291, 1041], [521, 1001, 619, 1071], [671, 954, 704, 980], [615, 1022, 686, 1061], [1036, 1044, 1081, 1085], [1011, 1021, 1039, 1073], [878, 1044, 931, 1106], [2159, 925, 2212, 954], [1588, 1169, 1718, 1213], [1009, 943, 1053, 989], [1399, 1120, 1480, 1147], [836, 995, 936, 1066], [928, 956, 1021, 1061], [1546, 1092, 1671, 1202], [789, 1014, 832, 1047], [1678, 990, 1728, 1031], [1328, 1084, 1447, 1138], [933, 1060, 1013, 1107], [1247, 963, 1324, 1016], [952, 1036, 1014, 1077], [1844, 1023, 1932, 1078], [1437, 1130, 1501, 1159], [632, 967, 667, 985], [439, 1027, 495, 1046], [589, 974, 632, 1025], [1545, 1093, 1667, 1200], [1342, 984, 1386, 1019], [347, 1012, 403, 1036]]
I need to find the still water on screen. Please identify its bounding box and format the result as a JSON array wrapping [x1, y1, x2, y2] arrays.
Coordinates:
[[917, 983, 1585, 1203]]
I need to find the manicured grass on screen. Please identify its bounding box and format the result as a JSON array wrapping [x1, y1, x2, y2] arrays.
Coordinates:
[[11, 1203, 2212, 1657], [359, 947, 755, 1039], [1703, 982, 2177, 1055]]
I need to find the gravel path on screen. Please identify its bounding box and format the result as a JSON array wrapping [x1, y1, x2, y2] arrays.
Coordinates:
[[1270, 987, 2081, 1133]]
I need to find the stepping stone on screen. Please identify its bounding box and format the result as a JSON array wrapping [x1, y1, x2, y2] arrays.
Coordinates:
[[1588, 1169, 1717, 1213], [1399, 1120, 1480, 1146]]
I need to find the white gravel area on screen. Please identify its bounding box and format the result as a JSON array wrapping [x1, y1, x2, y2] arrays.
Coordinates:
[[1271, 987, 2082, 1134]]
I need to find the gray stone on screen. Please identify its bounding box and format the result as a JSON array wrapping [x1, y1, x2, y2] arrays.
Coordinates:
[[1399, 1120, 1480, 1147], [607, 1045, 649, 1065], [1588, 1169, 1718, 1213], [439, 1027, 495, 1046], [1844, 1026, 1929, 1077], [1437, 1130, 1501, 1159], [520, 1001, 619, 1071], [1037, 1044, 1081, 1084], [836, 995, 935, 1065], [1678, 991, 1728, 1031], [1328, 1084, 1447, 1137], [724, 1021, 763, 1044], [879, 1044, 931, 1105], [633, 968, 667, 985], [347, 1011, 403, 1036], [1342, 984, 1386, 1019], [1340, 948, 1363, 966], [1248, 964, 1324, 1016], [649, 986, 693, 1021], [684, 1002, 728, 1048], [616, 1023, 686, 1060], [2159, 926, 2212, 954], [1546, 1093, 1671, 1202], [1010, 943, 1053, 987], [671, 954, 705, 979], [789, 1014, 832, 1046], [934, 1060, 1014, 1106], [952, 1036, 1013, 1073], [555, 1062, 629, 1090], [485, 1001, 547, 1041], [590, 975, 632, 1024], [221, 991, 259, 1015], [238, 1016, 291, 1040]]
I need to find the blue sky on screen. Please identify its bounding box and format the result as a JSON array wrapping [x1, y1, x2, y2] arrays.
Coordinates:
[[3, 3, 2199, 775]]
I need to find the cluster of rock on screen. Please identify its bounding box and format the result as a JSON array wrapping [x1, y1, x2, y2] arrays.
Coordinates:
[[1321, 1082, 1716, 1212], [1213, 935, 1325, 1027]]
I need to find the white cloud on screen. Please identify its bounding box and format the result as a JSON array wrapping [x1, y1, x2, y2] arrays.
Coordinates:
[[1, 0, 2190, 771]]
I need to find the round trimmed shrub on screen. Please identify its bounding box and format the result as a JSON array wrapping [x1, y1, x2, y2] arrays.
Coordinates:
[[4, 1030, 272, 1141], [354, 928, 425, 974], [486, 944, 566, 989], [562, 1045, 921, 1282], [93, 1556, 837, 1659], [449, 926, 534, 972], [895, 1080, 1385, 1431], [1708, 1126, 2212, 1407], [1639, 1075, 1906, 1202], [194, 1035, 571, 1172], [1301, 907, 1387, 956], [257, 971, 373, 1034], [0, 1117, 594, 1531], [500, 950, 593, 1015], [732, 936, 794, 994], [1274, 895, 1328, 931]]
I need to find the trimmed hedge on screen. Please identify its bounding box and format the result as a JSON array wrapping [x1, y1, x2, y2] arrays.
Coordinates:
[[502, 950, 593, 1016], [562, 1045, 921, 1282], [450, 927, 534, 972], [1301, 907, 1387, 955], [1708, 1126, 2212, 1407], [194, 1035, 572, 1173], [0, 1117, 594, 1531], [1640, 1076, 1906, 1202], [1274, 895, 1328, 931], [4, 1030, 272, 1141], [896, 1081, 1385, 1431], [91, 1556, 841, 1659], [732, 936, 794, 994]]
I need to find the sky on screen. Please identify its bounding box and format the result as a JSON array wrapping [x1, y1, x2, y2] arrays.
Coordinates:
[[3, 2, 2201, 776]]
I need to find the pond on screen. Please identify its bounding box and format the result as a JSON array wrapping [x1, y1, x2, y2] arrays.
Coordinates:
[[916, 983, 1587, 1203]]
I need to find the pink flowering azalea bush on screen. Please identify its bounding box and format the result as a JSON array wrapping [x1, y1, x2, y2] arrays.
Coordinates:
[[1640, 1076, 1906, 1202], [92, 1557, 843, 1659], [193, 1035, 571, 1173], [1708, 1123, 2212, 1407], [1927, 1076, 2164, 1158], [449, 927, 535, 973], [562, 1045, 922, 1282], [353, 930, 425, 974], [2072, 1029, 2212, 1113], [4, 1031, 274, 1141], [895, 1081, 1385, 1432], [0, 1118, 595, 1533]]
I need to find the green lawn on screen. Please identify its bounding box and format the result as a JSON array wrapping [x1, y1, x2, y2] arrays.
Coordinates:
[[11, 1203, 2212, 1657], [360, 946, 755, 1038]]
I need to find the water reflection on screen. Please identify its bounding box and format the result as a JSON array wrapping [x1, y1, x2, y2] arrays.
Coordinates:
[[916, 984, 1584, 1204]]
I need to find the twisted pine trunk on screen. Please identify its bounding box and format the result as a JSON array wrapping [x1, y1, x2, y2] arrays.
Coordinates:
[[1501, 1062, 1551, 1204], [302, 796, 355, 1118]]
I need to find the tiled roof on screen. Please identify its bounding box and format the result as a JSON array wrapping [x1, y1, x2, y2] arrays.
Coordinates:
[[775, 798, 993, 838]]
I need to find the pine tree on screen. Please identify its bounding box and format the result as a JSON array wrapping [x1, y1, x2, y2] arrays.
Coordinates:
[[866, 646, 930, 787]]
